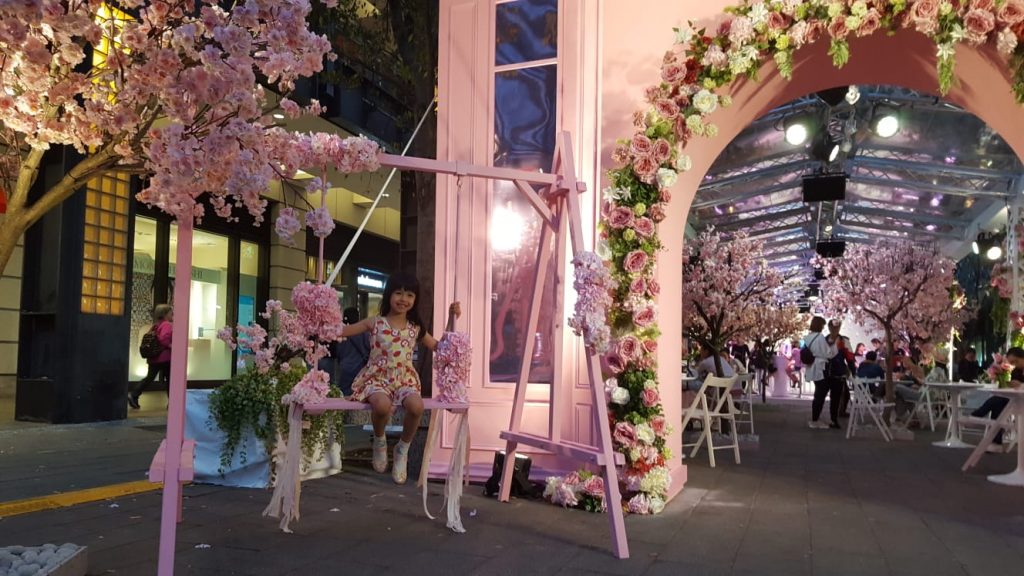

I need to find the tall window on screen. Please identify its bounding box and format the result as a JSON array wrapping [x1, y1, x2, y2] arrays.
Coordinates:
[[489, 0, 559, 383], [81, 172, 130, 315]]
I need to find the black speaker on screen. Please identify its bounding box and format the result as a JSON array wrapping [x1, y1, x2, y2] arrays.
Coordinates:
[[816, 241, 846, 258], [802, 173, 847, 202], [483, 451, 536, 498]]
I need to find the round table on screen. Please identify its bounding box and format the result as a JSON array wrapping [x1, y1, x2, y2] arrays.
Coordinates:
[[985, 388, 1024, 487], [926, 381, 985, 449]]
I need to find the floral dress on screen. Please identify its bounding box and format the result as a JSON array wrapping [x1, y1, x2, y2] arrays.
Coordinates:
[[350, 316, 422, 404]]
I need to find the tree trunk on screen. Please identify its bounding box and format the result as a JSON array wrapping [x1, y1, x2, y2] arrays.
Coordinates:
[[712, 346, 725, 378], [884, 326, 895, 402], [0, 212, 23, 276]]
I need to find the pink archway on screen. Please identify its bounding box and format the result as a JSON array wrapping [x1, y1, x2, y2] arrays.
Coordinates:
[[599, 1, 1024, 470]]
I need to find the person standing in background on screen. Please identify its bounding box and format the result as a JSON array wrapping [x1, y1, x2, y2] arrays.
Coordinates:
[[130, 304, 173, 409]]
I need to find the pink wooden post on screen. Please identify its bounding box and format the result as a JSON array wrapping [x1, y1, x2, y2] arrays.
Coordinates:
[[157, 219, 194, 576]]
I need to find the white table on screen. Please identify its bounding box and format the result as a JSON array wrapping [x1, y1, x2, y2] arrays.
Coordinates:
[[927, 382, 984, 448], [962, 388, 1024, 487]]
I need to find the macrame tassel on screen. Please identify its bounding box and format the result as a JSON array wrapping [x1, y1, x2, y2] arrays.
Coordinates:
[[263, 401, 304, 533], [444, 413, 470, 533], [420, 411, 441, 521]]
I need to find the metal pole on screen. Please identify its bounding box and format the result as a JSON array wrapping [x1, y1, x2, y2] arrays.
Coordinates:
[[324, 98, 436, 287]]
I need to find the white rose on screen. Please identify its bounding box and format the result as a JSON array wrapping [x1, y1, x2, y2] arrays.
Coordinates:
[[543, 477, 560, 499], [596, 238, 612, 260], [998, 28, 1018, 56], [610, 386, 631, 405], [643, 379, 657, 390], [692, 89, 719, 114], [604, 377, 618, 394], [649, 496, 666, 514], [674, 154, 693, 172], [636, 423, 656, 444], [656, 168, 678, 189]]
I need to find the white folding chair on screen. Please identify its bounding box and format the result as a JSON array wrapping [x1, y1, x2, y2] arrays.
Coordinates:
[[910, 383, 951, 432], [846, 378, 895, 442], [732, 373, 755, 435], [682, 375, 741, 467]]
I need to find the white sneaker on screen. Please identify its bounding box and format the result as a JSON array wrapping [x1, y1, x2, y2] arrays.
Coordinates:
[[392, 441, 410, 484], [807, 420, 827, 430], [372, 436, 388, 473]]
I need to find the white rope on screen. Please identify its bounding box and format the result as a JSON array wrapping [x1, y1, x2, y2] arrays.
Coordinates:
[[324, 98, 437, 287]]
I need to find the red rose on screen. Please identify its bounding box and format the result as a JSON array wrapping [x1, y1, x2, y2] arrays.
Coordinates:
[[652, 138, 672, 163], [828, 15, 850, 39], [963, 8, 996, 44], [641, 388, 660, 408], [633, 217, 655, 238], [717, 18, 733, 37], [999, 0, 1024, 25], [623, 250, 649, 274], [607, 206, 636, 229], [629, 133, 653, 157]]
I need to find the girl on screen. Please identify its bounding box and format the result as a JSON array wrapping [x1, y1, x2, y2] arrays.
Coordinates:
[[341, 272, 460, 484], [130, 304, 174, 409]]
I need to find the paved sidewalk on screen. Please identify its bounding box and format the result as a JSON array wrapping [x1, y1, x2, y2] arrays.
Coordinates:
[[1, 403, 1024, 575]]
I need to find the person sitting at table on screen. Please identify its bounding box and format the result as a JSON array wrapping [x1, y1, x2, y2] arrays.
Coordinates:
[[856, 351, 885, 396], [893, 351, 926, 420], [693, 343, 735, 384], [972, 346, 1024, 453], [957, 347, 981, 382]]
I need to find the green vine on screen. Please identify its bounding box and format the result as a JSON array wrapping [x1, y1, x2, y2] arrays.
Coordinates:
[[209, 364, 346, 474]]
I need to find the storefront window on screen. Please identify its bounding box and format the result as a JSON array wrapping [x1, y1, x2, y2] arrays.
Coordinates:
[[129, 216, 159, 382], [239, 241, 261, 356], [170, 224, 231, 381]]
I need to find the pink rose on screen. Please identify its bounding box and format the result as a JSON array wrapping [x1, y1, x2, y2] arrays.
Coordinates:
[[643, 339, 658, 355], [673, 115, 692, 143], [651, 415, 666, 436], [613, 421, 637, 447], [633, 156, 659, 183], [728, 16, 755, 45], [608, 206, 636, 229], [604, 352, 625, 375], [789, 20, 809, 46], [647, 279, 661, 296], [644, 86, 663, 104], [652, 139, 672, 163], [629, 277, 647, 295], [623, 250, 649, 274], [581, 476, 605, 498], [600, 200, 612, 218], [909, 0, 940, 34], [767, 11, 790, 32], [648, 202, 667, 223], [641, 387, 660, 408], [629, 133, 653, 157], [633, 306, 656, 328], [659, 188, 672, 202], [655, 98, 679, 119], [828, 15, 850, 39], [805, 20, 825, 44], [972, 0, 996, 11], [999, 0, 1024, 25], [964, 8, 996, 44], [618, 335, 642, 361], [633, 217, 655, 238], [661, 63, 686, 84], [641, 445, 660, 464], [701, 44, 728, 69], [856, 9, 882, 36]]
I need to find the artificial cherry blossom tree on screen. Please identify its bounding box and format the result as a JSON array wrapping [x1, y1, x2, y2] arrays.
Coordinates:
[[681, 228, 784, 376], [0, 0, 376, 274], [821, 239, 962, 400], [748, 303, 806, 356]]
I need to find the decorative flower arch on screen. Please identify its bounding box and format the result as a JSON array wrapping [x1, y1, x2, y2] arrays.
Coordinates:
[[599, 0, 1024, 513]]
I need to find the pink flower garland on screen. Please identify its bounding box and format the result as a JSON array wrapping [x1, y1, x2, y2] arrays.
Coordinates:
[[543, 470, 607, 513], [434, 332, 472, 404], [568, 251, 616, 354]]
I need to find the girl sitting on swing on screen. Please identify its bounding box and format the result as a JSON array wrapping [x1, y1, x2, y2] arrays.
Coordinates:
[[341, 272, 461, 484]]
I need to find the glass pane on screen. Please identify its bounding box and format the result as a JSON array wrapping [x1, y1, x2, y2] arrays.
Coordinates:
[[96, 298, 110, 314], [490, 63, 558, 384], [83, 261, 97, 278], [82, 296, 95, 313], [85, 225, 98, 243], [111, 300, 124, 315], [169, 224, 232, 381], [238, 241, 261, 357], [495, 0, 558, 66], [129, 216, 159, 381]]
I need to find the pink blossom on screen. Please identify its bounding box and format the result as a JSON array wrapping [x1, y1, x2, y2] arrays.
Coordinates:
[[629, 133, 654, 157], [805, 20, 825, 44], [652, 139, 672, 163], [633, 306, 656, 328], [655, 99, 680, 119], [728, 17, 755, 45], [305, 206, 335, 238], [908, 0, 941, 34], [632, 156, 659, 183], [641, 387, 660, 408], [607, 206, 636, 229], [289, 369, 330, 405], [604, 352, 626, 375], [435, 332, 472, 403], [274, 207, 302, 246], [647, 279, 661, 297], [661, 63, 686, 84], [857, 9, 883, 37], [613, 421, 637, 447], [651, 415, 667, 436], [999, 0, 1024, 24], [629, 277, 647, 296], [581, 476, 605, 498], [643, 339, 658, 355], [623, 250, 649, 274], [659, 188, 672, 202], [767, 11, 790, 32], [963, 9, 996, 44], [701, 44, 728, 69], [633, 217, 655, 238], [828, 15, 850, 40], [617, 335, 642, 361]]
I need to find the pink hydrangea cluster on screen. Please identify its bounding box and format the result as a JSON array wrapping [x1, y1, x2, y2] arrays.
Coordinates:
[[568, 251, 616, 353], [434, 332, 472, 404], [274, 207, 302, 246], [290, 282, 344, 345], [287, 369, 330, 406], [542, 470, 607, 513]]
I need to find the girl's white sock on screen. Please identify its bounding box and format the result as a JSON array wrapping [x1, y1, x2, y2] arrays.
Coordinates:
[[373, 435, 387, 446], [396, 439, 410, 452]]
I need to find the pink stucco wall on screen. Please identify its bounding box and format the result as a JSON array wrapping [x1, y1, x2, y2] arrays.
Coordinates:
[[436, 0, 1024, 494]]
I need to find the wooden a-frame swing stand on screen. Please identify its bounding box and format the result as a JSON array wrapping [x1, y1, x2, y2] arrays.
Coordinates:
[[153, 131, 628, 575]]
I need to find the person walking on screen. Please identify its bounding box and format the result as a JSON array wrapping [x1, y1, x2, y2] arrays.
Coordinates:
[[805, 316, 838, 429], [130, 304, 173, 409]]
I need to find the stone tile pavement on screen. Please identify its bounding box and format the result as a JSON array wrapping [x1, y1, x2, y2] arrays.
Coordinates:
[[1, 402, 1023, 575]]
